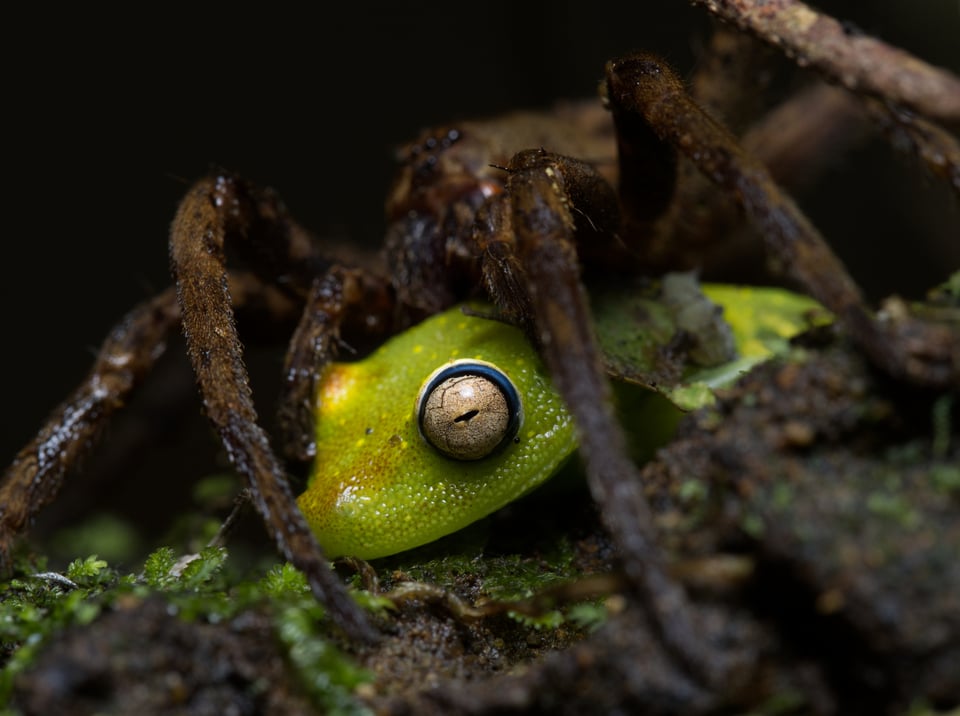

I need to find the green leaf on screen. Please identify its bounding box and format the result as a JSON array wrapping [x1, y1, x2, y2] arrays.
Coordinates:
[[142, 546, 177, 588], [177, 546, 228, 589], [65, 555, 109, 584], [700, 283, 830, 360], [594, 275, 831, 413], [260, 562, 311, 598], [566, 602, 609, 632]]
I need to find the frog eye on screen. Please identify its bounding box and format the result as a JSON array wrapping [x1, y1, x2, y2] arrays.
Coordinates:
[[416, 360, 522, 461]]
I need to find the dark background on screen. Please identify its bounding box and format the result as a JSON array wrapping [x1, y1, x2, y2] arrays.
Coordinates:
[[4, 2, 959, 550]]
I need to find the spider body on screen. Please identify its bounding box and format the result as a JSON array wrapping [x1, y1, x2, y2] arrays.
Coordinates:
[[3, 1, 960, 703], [383, 103, 623, 321]]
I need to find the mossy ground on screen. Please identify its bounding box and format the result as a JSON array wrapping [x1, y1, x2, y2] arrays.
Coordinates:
[[3, 280, 959, 714]]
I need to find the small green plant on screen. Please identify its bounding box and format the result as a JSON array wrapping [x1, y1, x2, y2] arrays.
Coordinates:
[[0, 547, 373, 715]]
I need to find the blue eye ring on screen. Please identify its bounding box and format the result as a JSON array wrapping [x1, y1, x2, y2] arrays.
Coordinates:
[[416, 360, 523, 461]]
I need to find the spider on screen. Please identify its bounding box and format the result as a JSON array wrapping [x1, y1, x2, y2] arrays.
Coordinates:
[[2, 0, 959, 690]]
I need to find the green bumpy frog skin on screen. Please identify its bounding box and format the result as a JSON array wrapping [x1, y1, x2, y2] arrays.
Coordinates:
[[297, 304, 576, 560]]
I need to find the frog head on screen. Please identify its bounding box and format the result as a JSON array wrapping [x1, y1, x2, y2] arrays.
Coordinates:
[[297, 304, 576, 559]]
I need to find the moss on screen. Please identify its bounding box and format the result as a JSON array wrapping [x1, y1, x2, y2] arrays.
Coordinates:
[[865, 492, 921, 528], [930, 464, 960, 493], [1, 548, 373, 715], [931, 393, 954, 459]]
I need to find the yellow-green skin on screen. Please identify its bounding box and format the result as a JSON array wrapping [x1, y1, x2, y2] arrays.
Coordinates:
[[297, 304, 576, 560]]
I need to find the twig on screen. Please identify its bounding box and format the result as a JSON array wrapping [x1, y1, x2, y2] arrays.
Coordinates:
[[691, 0, 960, 123]]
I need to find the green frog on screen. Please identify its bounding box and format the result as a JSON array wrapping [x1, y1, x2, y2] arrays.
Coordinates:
[[298, 284, 824, 560], [297, 304, 576, 559]]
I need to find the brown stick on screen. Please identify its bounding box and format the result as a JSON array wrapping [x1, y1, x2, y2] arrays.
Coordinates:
[[692, 0, 960, 123], [862, 100, 960, 195]]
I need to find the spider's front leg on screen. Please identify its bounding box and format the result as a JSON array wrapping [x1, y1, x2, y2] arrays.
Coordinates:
[[169, 174, 383, 643], [0, 288, 181, 569], [276, 265, 394, 463], [0, 273, 297, 571], [477, 149, 724, 686]]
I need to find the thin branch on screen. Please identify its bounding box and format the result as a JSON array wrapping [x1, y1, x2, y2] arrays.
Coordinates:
[[691, 0, 960, 123], [862, 100, 960, 196]]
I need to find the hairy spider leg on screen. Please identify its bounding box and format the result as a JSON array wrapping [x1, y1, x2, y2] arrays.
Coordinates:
[[169, 175, 380, 643], [476, 148, 722, 686], [606, 53, 960, 388]]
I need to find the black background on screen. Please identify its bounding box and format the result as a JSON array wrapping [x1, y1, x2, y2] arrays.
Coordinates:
[[4, 2, 959, 544]]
